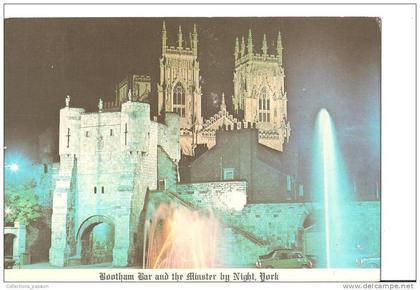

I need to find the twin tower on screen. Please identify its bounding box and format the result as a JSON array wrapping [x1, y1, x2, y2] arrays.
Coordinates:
[[158, 21, 290, 155]]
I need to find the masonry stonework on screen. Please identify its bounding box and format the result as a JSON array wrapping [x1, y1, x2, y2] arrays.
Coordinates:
[[49, 98, 180, 267], [157, 23, 291, 156]]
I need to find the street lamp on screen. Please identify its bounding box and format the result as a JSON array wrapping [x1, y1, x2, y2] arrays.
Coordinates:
[[5, 163, 20, 185]]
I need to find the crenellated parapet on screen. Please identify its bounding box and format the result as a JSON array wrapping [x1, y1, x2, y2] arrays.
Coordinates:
[[161, 21, 198, 57], [234, 29, 283, 66]]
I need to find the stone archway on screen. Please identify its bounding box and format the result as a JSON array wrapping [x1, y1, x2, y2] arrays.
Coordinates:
[[4, 223, 27, 265], [76, 215, 115, 265], [4, 233, 16, 258]]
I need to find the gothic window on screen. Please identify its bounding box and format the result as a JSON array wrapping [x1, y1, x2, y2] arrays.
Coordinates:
[[173, 82, 186, 117], [258, 87, 270, 123]]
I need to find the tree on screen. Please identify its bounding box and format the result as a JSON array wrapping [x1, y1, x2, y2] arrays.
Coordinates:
[[5, 179, 42, 225]]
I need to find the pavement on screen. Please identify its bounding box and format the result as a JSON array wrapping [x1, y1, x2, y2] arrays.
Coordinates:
[[17, 262, 134, 269]]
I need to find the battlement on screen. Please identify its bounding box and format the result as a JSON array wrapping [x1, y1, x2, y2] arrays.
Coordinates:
[[58, 96, 180, 160], [161, 21, 198, 57], [235, 53, 281, 67], [165, 46, 195, 56], [234, 29, 283, 66]]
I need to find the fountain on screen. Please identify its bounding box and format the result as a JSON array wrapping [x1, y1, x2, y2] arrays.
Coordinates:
[[143, 203, 220, 268], [312, 108, 354, 268]]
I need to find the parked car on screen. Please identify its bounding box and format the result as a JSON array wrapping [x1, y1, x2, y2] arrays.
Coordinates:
[[4, 256, 15, 269], [256, 249, 313, 269], [356, 256, 380, 268]]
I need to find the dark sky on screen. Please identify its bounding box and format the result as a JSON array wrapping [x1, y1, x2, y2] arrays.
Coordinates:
[[5, 17, 380, 190]]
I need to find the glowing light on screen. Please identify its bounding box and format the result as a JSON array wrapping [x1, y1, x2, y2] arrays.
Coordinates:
[[144, 204, 220, 268], [9, 163, 19, 172]]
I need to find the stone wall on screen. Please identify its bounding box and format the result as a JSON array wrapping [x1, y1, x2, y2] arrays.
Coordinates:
[[50, 100, 180, 267], [176, 181, 247, 211], [157, 146, 178, 191], [226, 201, 380, 266], [4, 223, 29, 265], [145, 187, 380, 268]]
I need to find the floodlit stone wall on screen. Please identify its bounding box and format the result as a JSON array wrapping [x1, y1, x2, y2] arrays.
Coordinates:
[[146, 186, 380, 267], [226, 201, 380, 264], [50, 100, 180, 267], [176, 181, 247, 211]]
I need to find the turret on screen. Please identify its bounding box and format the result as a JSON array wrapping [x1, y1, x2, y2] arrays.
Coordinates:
[[177, 26, 183, 49], [59, 95, 85, 156], [162, 21, 167, 54], [240, 36, 245, 57], [220, 92, 226, 112], [192, 24, 198, 57], [262, 33, 268, 57], [98, 98, 103, 112], [277, 31, 283, 64], [120, 101, 150, 154], [234, 37, 239, 60], [247, 29, 253, 56]]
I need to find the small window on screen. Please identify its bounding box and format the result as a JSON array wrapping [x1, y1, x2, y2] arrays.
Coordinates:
[[101, 186, 104, 194], [85, 131, 90, 137], [223, 168, 235, 180], [43, 164, 48, 174], [158, 180, 166, 190], [299, 185, 304, 197], [110, 129, 113, 136], [286, 175, 292, 192], [94, 186, 97, 194]]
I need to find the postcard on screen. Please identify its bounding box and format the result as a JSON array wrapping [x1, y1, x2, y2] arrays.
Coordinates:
[[3, 6, 386, 285]]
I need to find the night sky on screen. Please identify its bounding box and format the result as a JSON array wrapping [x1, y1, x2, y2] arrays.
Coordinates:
[[5, 17, 380, 190]]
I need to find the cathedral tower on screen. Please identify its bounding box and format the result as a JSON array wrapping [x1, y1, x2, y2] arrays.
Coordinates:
[[157, 21, 202, 155], [232, 30, 290, 151], [157, 22, 202, 131]]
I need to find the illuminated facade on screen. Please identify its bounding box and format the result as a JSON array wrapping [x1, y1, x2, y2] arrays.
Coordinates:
[[157, 23, 291, 156]]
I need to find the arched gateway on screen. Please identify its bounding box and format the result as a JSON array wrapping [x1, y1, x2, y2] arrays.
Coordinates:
[[75, 215, 115, 265]]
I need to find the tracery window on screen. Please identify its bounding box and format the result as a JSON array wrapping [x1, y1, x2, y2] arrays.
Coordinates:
[[173, 83, 186, 117], [258, 87, 270, 122]]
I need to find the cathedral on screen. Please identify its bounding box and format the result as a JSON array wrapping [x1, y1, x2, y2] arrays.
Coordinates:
[[101, 22, 290, 156], [156, 22, 291, 156]]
